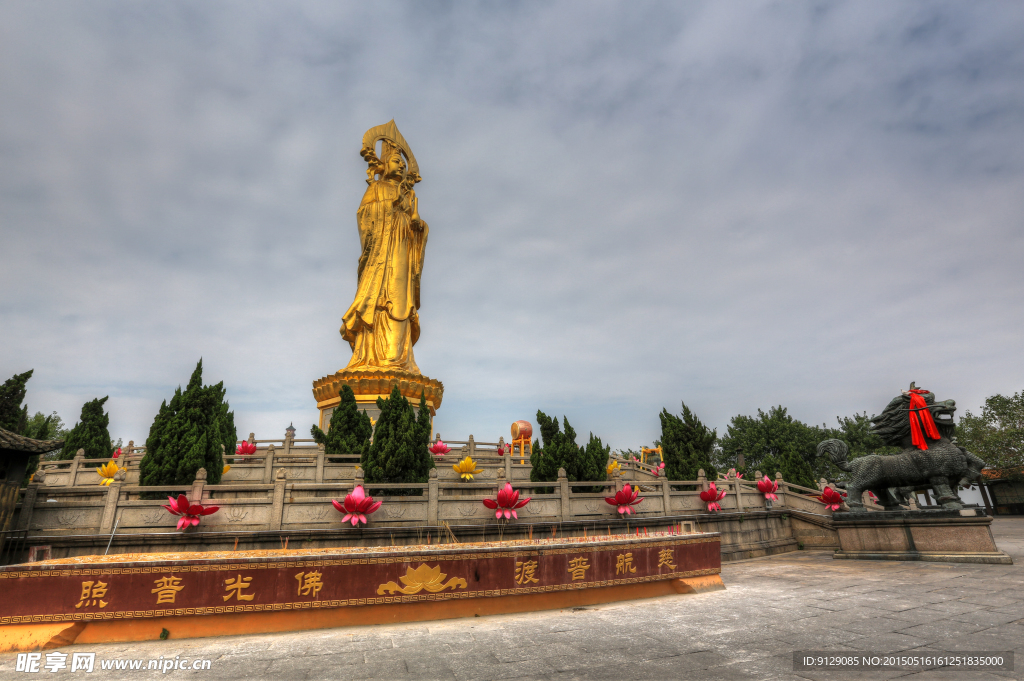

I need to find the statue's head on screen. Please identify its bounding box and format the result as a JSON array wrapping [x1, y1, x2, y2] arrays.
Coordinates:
[[380, 145, 407, 180], [870, 388, 957, 447]]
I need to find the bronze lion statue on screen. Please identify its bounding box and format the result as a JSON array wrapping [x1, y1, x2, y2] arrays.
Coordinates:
[[817, 387, 985, 511]]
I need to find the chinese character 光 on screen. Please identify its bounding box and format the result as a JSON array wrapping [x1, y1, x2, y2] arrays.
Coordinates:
[[294, 571, 323, 598], [514, 560, 539, 585], [223, 574, 255, 602], [657, 548, 677, 570], [75, 580, 109, 609], [567, 557, 590, 581], [615, 552, 637, 575], [152, 575, 185, 604]]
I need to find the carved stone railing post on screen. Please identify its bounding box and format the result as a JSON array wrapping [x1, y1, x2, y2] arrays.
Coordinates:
[[734, 473, 745, 511], [697, 469, 708, 492], [504, 444, 512, 479], [427, 469, 438, 525], [283, 428, 293, 457], [661, 476, 672, 515], [775, 472, 787, 508], [315, 444, 325, 483], [263, 443, 276, 484], [558, 468, 570, 522], [191, 468, 207, 503], [16, 472, 44, 531], [614, 469, 623, 495], [270, 468, 287, 531], [467, 435, 476, 457], [68, 449, 85, 487], [99, 469, 126, 533]]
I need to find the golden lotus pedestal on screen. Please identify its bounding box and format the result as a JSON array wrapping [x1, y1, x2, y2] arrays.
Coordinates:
[[312, 369, 444, 431]]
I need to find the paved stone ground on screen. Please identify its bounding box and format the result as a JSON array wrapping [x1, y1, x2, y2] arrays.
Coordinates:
[[2, 519, 1022, 681]]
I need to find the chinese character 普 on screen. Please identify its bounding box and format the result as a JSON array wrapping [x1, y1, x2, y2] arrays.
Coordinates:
[[567, 557, 590, 581], [152, 575, 185, 604]]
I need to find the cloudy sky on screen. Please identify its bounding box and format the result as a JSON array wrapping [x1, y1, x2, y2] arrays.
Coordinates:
[[2, 2, 1022, 452]]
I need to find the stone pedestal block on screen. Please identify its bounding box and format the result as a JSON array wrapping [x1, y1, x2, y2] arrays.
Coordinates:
[[832, 508, 1012, 564]]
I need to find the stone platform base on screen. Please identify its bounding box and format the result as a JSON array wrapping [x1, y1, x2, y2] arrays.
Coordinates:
[[832, 508, 1013, 564], [0, 533, 721, 652]]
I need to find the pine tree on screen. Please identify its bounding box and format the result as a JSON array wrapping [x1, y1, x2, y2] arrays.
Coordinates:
[[360, 386, 434, 494], [659, 402, 718, 483], [0, 369, 33, 434], [61, 397, 113, 460], [719, 405, 820, 487], [310, 385, 372, 458], [139, 360, 236, 489]]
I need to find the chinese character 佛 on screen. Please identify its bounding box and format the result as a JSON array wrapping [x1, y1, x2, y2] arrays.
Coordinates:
[[294, 571, 323, 598], [567, 557, 590, 581], [75, 580, 109, 609], [152, 575, 185, 605], [615, 552, 636, 575], [223, 574, 254, 602], [657, 548, 677, 570], [514, 560, 539, 585]]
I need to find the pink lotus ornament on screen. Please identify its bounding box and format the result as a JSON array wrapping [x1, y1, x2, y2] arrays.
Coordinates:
[[757, 476, 778, 501], [236, 441, 257, 456], [605, 484, 644, 516], [496, 442, 507, 456], [700, 482, 727, 512], [482, 482, 531, 520], [331, 485, 382, 526], [429, 439, 451, 455], [112, 447, 121, 459], [651, 462, 666, 477], [162, 494, 220, 530], [816, 486, 846, 511]]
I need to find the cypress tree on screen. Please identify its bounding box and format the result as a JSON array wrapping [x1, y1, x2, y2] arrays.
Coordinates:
[[360, 386, 434, 494], [61, 397, 113, 460], [139, 360, 236, 489], [0, 369, 33, 434], [530, 410, 606, 484], [311, 385, 372, 458], [659, 402, 718, 483]]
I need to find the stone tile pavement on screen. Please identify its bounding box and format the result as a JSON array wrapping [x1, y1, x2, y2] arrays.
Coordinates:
[[2, 518, 1021, 680]]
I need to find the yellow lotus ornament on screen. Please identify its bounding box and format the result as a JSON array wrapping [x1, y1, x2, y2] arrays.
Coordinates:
[[452, 456, 483, 481], [96, 460, 123, 486], [222, 464, 231, 475], [607, 459, 621, 475]]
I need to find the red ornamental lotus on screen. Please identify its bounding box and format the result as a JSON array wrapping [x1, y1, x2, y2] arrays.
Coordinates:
[[429, 439, 451, 455], [816, 486, 846, 511], [331, 485, 382, 526], [700, 482, 727, 512], [162, 494, 219, 530], [496, 442, 507, 456], [482, 482, 531, 520], [651, 462, 666, 477], [605, 484, 644, 515], [757, 476, 779, 501], [236, 441, 257, 456], [112, 447, 121, 459]]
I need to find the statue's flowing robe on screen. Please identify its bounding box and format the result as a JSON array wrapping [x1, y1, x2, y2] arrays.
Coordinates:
[[340, 179, 427, 373]]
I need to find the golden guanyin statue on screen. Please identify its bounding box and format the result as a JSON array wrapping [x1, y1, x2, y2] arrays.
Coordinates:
[[312, 121, 443, 430], [341, 120, 427, 373]]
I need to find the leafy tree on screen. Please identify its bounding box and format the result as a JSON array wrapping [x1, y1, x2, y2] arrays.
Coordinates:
[[360, 386, 434, 494], [139, 360, 236, 489], [659, 402, 718, 483], [0, 369, 33, 434], [719, 406, 819, 488], [957, 392, 1024, 481], [61, 397, 113, 460], [311, 385, 372, 458]]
